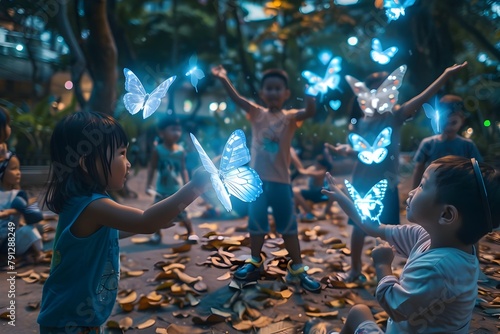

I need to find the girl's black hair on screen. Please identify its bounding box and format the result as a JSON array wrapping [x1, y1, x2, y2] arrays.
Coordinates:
[[0, 107, 10, 143], [44, 111, 128, 213]]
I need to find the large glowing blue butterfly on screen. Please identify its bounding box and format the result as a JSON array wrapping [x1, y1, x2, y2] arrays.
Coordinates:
[[370, 38, 398, 65], [422, 103, 444, 134], [123, 68, 176, 119], [185, 54, 205, 92], [344, 179, 388, 223], [383, 0, 416, 22], [345, 65, 406, 116], [302, 56, 342, 96], [190, 129, 263, 212], [349, 127, 392, 165]]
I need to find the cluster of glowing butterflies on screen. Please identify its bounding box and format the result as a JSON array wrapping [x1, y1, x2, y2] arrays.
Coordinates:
[[370, 38, 398, 65], [190, 129, 263, 212], [346, 65, 407, 117], [123, 55, 205, 119], [345, 179, 388, 223], [349, 127, 392, 165]]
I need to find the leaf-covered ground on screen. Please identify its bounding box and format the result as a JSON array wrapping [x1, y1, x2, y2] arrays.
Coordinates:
[[1, 169, 499, 333]]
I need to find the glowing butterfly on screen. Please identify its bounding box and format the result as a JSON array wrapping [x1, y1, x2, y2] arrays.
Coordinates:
[[344, 179, 388, 223], [383, 0, 416, 22], [349, 127, 392, 165], [302, 56, 342, 96], [422, 103, 444, 134], [190, 129, 263, 212], [185, 54, 205, 92], [345, 65, 406, 116], [370, 38, 398, 65], [329, 100, 341, 111], [123, 68, 176, 119]]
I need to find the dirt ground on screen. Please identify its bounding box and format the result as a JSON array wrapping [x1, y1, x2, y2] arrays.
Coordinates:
[[1, 168, 499, 334]]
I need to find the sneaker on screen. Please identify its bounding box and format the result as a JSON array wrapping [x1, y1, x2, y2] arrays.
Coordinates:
[[187, 234, 199, 244], [286, 261, 321, 293], [148, 232, 162, 245], [233, 257, 263, 281], [300, 213, 317, 222]]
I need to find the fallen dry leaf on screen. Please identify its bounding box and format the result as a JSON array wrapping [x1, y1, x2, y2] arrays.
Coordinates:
[[118, 316, 133, 330], [305, 310, 339, 318], [217, 271, 232, 281], [136, 318, 155, 329]]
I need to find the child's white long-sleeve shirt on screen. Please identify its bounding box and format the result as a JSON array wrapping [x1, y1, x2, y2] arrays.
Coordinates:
[[378, 224, 478, 334]]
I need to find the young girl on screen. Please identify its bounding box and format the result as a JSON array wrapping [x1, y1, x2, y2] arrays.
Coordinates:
[[37, 111, 209, 334], [0, 107, 11, 161], [326, 62, 467, 282]]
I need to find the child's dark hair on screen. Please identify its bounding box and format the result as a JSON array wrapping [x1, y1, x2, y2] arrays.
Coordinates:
[[261, 69, 289, 88], [157, 115, 181, 130], [431, 156, 499, 244], [439, 94, 464, 117], [0, 107, 10, 142], [316, 154, 332, 171], [44, 111, 128, 213]]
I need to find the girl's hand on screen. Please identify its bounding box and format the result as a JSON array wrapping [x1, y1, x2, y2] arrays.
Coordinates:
[[324, 143, 352, 156], [191, 167, 211, 191], [371, 239, 395, 266], [321, 172, 344, 201], [445, 61, 467, 75], [211, 65, 227, 79]]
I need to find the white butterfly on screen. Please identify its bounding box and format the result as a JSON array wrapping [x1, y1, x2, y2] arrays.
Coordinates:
[[185, 54, 205, 92], [349, 127, 392, 165], [422, 103, 443, 134], [345, 65, 406, 116], [190, 129, 263, 212], [383, 0, 416, 22], [302, 56, 342, 96], [123, 68, 176, 119], [370, 38, 398, 65], [344, 179, 388, 223]]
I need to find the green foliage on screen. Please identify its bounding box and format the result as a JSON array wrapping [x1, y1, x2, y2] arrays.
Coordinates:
[[295, 119, 349, 159], [2, 97, 76, 165]]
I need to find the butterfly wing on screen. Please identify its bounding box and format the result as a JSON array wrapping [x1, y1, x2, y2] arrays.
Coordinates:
[[142, 76, 176, 119], [423, 103, 440, 134], [349, 133, 374, 164], [189, 133, 218, 175], [324, 57, 342, 90], [222, 166, 263, 203], [344, 179, 367, 220], [370, 39, 398, 65], [190, 133, 232, 211], [361, 179, 388, 222], [219, 129, 251, 172], [189, 68, 205, 92], [345, 75, 375, 116], [373, 65, 407, 114], [123, 68, 147, 115]]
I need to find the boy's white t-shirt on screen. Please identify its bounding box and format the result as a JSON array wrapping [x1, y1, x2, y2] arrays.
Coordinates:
[[378, 224, 478, 334]]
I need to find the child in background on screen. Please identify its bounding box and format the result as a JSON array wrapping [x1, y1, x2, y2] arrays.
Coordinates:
[[37, 111, 209, 333], [0, 107, 11, 161], [315, 156, 499, 334], [412, 94, 482, 188], [0, 153, 45, 264], [292, 153, 334, 222], [326, 62, 467, 283], [212, 65, 320, 292], [145, 116, 198, 244]]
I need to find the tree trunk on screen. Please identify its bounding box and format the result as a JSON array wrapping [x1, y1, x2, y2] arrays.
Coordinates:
[[84, 0, 117, 115], [55, 0, 87, 109]]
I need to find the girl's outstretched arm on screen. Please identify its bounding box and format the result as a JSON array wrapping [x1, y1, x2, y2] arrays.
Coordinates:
[[397, 62, 467, 120], [72, 172, 209, 237]]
